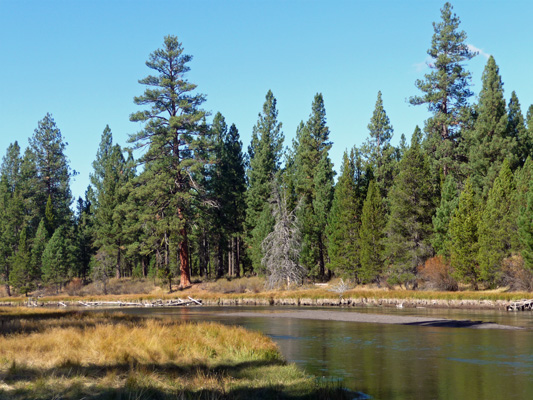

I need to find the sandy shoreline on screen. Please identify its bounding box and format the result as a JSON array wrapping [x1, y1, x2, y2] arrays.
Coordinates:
[[222, 310, 524, 330]]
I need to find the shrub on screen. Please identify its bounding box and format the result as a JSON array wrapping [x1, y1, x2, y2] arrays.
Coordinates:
[[203, 277, 264, 294], [499, 255, 533, 292], [418, 256, 458, 291], [65, 278, 83, 296]]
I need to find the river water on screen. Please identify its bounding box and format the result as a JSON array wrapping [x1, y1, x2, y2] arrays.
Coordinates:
[[123, 306, 533, 400]]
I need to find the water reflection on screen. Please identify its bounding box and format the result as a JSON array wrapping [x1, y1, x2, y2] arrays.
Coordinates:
[[125, 306, 533, 399]]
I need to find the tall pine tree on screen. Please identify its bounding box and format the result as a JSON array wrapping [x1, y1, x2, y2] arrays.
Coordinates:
[[129, 36, 210, 288], [409, 2, 476, 177], [245, 90, 284, 272]]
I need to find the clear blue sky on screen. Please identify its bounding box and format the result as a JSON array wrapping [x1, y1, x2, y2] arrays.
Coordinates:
[[1, 0, 532, 201]]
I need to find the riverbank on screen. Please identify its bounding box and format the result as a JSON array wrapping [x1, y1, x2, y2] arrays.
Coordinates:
[[0, 308, 352, 400]]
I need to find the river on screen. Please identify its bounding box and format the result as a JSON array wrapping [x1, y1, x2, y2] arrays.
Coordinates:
[[122, 306, 533, 399]]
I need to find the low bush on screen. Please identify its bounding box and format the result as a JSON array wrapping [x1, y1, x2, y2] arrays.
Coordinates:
[[202, 276, 264, 294], [499, 255, 533, 292], [418, 256, 458, 291]]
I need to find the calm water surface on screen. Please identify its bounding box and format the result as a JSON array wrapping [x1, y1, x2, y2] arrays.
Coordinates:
[[124, 306, 533, 400]]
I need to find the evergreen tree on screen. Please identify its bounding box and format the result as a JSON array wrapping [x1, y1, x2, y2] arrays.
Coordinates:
[[245, 90, 284, 272], [478, 160, 518, 286], [0, 143, 25, 296], [519, 184, 533, 272], [294, 93, 334, 278], [28, 113, 74, 228], [9, 227, 34, 295], [507, 91, 532, 168], [362, 91, 396, 198], [432, 174, 459, 257], [89, 125, 114, 208], [385, 130, 436, 288], [31, 219, 48, 283], [359, 180, 387, 283], [409, 2, 476, 177], [449, 178, 481, 288], [129, 35, 210, 288], [326, 148, 369, 279], [42, 226, 75, 292], [74, 192, 94, 279], [466, 56, 513, 195]]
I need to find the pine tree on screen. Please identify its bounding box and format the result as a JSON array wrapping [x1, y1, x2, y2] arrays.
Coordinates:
[[478, 160, 517, 286], [359, 180, 386, 283], [73, 192, 94, 279], [89, 125, 114, 208], [0, 143, 25, 296], [245, 90, 284, 272], [362, 91, 396, 199], [507, 91, 532, 168], [519, 185, 533, 272], [409, 2, 476, 177], [432, 174, 459, 257], [42, 226, 74, 292], [385, 131, 436, 288], [466, 56, 513, 195], [326, 149, 368, 278], [449, 178, 481, 288], [294, 93, 334, 278], [31, 219, 48, 282], [9, 227, 34, 295], [129, 36, 210, 288], [28, 113, 74, 228], [262, 183, 305, 289]]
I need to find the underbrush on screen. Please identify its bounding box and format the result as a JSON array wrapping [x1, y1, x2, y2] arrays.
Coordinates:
[[0, 308, 352, 400], [200, 276, 265, 294]]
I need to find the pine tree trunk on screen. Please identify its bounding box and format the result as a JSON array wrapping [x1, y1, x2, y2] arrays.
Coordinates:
[[179, 226, 191, 287], [216, 241, 224, 278], [4, 283, 10, 297], [236, 236, 241, 277]]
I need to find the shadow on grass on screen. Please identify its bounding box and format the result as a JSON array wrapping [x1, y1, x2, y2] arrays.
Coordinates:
[[0, 359, 354, 400]]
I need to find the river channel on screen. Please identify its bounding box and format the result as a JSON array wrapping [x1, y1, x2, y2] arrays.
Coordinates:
[[122, 306, 533, 399]]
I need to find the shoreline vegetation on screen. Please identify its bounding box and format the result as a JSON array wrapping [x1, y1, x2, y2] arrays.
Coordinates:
[[0, 277, 531, 311], [0, 308, 353, 400]]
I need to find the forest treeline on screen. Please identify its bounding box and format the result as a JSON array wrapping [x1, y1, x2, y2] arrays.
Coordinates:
[[2, 2, 533, 296]]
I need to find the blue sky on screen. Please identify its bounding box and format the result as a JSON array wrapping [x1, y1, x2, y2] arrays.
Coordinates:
[[1, 0, 532, 201]]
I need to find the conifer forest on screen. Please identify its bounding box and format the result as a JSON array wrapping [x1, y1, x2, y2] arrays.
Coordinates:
[[2, 2, 533, 296]]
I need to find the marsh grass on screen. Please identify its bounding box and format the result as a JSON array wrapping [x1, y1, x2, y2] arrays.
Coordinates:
[[0, 308, 351, 400]]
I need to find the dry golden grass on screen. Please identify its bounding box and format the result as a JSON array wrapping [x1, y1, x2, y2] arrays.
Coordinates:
[[0, 308, 350, 400]]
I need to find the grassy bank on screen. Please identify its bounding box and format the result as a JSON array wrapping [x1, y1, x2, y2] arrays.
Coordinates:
[[0, 277, 531, 308], [0, 308, 350, 399]]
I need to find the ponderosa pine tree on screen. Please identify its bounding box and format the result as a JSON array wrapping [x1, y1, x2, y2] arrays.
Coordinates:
[[432, 174, 459, 257], [466, 56, 513, 195], [507, 91, 532, 168], [28, 113, 74, 230], [245, 90, 284, 272], [409, 2, 476, 177], [478, 159, 518, 286], [294, 93, 334, 278], [385, 129, 436, 288], [362, 91, 396, 199], [89, 125, 114, 208], [449, 178, 481, 288], [359, 180, 386, 283], [129, 35, 210, 288]]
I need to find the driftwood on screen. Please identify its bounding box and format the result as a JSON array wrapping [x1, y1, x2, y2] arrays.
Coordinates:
[[76, 298, 202, 308], [507, 299, 533, 311]]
